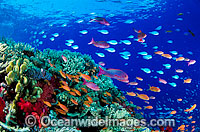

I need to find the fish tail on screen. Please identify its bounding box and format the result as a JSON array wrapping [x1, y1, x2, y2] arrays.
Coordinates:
[[88, 38, 95, 44], [82, 78, 86, 85], [98, 66, 105, 76], [138, 38, 143, 42]]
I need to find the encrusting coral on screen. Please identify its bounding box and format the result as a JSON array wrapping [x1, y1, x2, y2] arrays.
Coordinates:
[[0, 38, 150, 132]]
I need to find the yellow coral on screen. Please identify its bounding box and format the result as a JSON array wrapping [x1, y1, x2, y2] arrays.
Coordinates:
[[5, 76, 12, 85], [15, 81, 23, 93]]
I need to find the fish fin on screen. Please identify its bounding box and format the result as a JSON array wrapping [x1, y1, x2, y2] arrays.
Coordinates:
[[88, 38, 95, 44], [82, 78, 86, 85], [98, 66, 105, 76]]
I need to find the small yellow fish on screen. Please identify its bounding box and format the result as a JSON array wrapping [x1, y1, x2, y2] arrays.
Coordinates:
[[43, 100, 51, 107]]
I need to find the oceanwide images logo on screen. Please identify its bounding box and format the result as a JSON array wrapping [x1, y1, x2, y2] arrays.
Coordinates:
[[25, 115, 176, 128]]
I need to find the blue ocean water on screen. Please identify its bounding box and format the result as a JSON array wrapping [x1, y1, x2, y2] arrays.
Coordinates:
[[0, 0, 200, 131]]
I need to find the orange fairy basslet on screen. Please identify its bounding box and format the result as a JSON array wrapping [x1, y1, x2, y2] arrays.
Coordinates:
[[144, 105, 153, 109], [177, 98, 182, 101], [70, 98, 78, 105], [127, 82, 138, 85], [60, 85, 70, 91], [176, 56, 185, 61], [184, 104, 196, 112], [81, 87, 88, 93], [55, 108, 67, 115], [161, 54, 172, 59], [59, 70, 66, 79], [68, 91, 76, 96], [77, 72, 91, 81], [105, 92, 111, 97], [43, 100, 52, 107], [87, 95, 93, 103], [136, 77, 143, 81], [126, 92, 136, 96], [154, 51, 164, 55], [73, 89, 81, 96], [136, 93, 149, 100], [184, 78, 192, 83], [57, 102, 69, 112], [148, 85, 161, 92], [136, 88, 143, 91], [170, 110, 177, 114]]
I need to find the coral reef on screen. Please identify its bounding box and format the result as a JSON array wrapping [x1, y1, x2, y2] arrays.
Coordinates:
[[0, 39, 149, 132]]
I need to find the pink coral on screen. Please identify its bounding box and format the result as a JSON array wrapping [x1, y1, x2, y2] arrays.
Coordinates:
[[0, 97, 5, 122]]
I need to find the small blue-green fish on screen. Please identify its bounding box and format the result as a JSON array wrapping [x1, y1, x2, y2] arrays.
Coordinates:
[[97, 30, 109, 34], [119, 51, 131, 56], [79, 30, 88, 34], [138, 51, 148, 56], [121, 55, 129, 60], [169, 82, 177, 87], [172, 75, 179, 79], [153, 46, 158, 49], [107, 40, 118, 45], [75, 19, 84, 23], [39, 41, 43, 45], [167, 40, 173, 44], [175, 28, 181, 32], [176, 18, 183, 21], [52, 33, 59, 37], [65, 43, 72, 46], [61, 23, 67, 27], [96, 52, 105, 57], [71, 45, 79, 50], [155, 26, 162, 30], [157, 70, 164, 74], [66, 39, 74, 43], [141, 68, 151, 73], [187, 51, 193, 55], [143, 55, 152, 60], [124, 19, 135, 24], [120, 40, 131, 45], [127, 35, 134, 38], [42, 35, 47, 38], [149, 31, 159, 35], [163, 64, 171, 69], [50, 37, 55, 41], [170, 51, 178, 55], [105, 48, 116, 53], [39, 30, 45, 34]]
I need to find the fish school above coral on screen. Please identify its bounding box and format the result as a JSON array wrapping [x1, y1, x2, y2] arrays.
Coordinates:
[[0, 38, 149, 132]]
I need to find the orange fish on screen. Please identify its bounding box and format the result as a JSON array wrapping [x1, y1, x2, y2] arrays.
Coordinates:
[[78, 72, 91, 81], [55, 108, 67, 115], [177, 125, 185, 131], [144, 105, 153, 109], [149, 85, 161, 92], [136, 93, 149, 100], [66, 74, 72, 80], [177, 98, 182, 101], [185, 104, 196, 112], [126, 92, 136, 96], [136, 88, 143, 91], [127, 82, 138, 85], [136, 77, 143, 81], [184, 78, 192, 83], [105, 92, 111, 97], [84, 102, 90, 107], [154, 51, 164, 55], [176, 69, 183, 73], [71, 98, 78, 105], [60, 85, 70, 91], [101, 99, 109, 104], [188, 116, 192, 119], [43, 100, 51, 107], [73, 89, 81, 96], [81, 87, 88, 93], [60, 80, 68, 86], [47, 59, 56, 68], [136, 106, 142, 110], [69, 91, 76, 96], [176, 57, 185, 61], [93, 76, 98, 79], [57, 102, 69, 112], [170, 110, 177, 114], [161, 54, 172, 59], [59, 70, 66, 79], [191, 121, 196, 123], [150, 96, 155, 99], [87, 96, 93, 103]]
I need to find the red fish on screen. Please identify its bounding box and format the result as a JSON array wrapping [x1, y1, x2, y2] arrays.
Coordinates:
[[134, 29, 147, 43], [82, 78, 100, 91], [89, 17, 110, 26], [88, 38, 110, 48], [98, 61, 105, 66], [98, 66, 129, 82]]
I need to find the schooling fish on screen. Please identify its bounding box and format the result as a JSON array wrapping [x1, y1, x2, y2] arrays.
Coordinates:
[[82, 78, 100, 91], [88, 38, 110, 48], [89, 17, 110, 26], [61, 55, 67, 62], [98, 66, 129, 82]]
